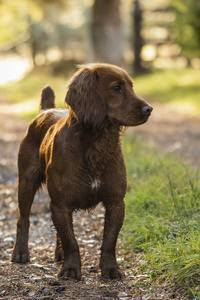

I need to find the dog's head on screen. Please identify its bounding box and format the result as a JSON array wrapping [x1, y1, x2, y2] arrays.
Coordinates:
[[65, 63, 153, 128]]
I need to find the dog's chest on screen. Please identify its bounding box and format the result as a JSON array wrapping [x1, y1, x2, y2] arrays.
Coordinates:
[[82, 136, 115, 177], [84, 177, 101, 208], [91, 179, 101, 190], [76, 130, 121, 208]]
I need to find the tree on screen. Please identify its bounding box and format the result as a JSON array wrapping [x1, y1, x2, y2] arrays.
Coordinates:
[[91, 0, 124, 66], [133, 0, 144, 73]]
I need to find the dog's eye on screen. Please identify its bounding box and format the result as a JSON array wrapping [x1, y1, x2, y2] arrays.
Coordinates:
[[112, 85, 122, 93]]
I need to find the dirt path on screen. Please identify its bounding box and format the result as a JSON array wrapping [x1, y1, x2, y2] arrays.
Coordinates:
[[0, 100, 195, 299], [131, 102, 200, 169]]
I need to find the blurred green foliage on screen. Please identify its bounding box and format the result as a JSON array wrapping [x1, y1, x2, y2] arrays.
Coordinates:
[[171, 0, 200, 58], [1, 0, 200, 61], [0, 0, 67, 44], [135, 68, 200, 114], [0, 0, 41, 43]]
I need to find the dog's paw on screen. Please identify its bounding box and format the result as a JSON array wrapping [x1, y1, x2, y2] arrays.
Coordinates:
[[58, 255, 81, 280], [100, 257, 124, 280], [58, 265, 81, 280], [10, 244, 30, 263], [101, 267, 124, 280]]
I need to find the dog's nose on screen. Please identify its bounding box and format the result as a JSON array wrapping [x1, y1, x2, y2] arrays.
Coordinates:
[[142, 105, 153, 116]]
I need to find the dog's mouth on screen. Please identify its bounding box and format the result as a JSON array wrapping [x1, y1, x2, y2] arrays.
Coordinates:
[[130, 116, 150, 126], [109, 106, 153, 127], [117, 113, 151, 127], [138, 115, 150, 124]]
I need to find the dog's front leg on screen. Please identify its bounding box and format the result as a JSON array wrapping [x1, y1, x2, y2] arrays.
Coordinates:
[[50, 202, 81, 280], [54, 233, 63, 262], [100, 201, 125, 279]]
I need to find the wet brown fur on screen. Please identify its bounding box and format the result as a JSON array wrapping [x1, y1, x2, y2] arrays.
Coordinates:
[[11, 63, 153, 280]]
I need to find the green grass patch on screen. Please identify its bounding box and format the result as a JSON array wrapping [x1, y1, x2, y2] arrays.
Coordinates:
[[0, 68, 68, 119], [1, 67, 200, 118], [134, 68, 200, 114], [122, 133, 200, 297]]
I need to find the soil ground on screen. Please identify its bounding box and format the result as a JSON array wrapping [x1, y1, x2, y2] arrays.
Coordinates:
[[131, 102, 200, 169], [0, 100, 199, 299]]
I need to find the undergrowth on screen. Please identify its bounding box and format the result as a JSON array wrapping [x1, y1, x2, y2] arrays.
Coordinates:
[[122, 133, 200, 298]]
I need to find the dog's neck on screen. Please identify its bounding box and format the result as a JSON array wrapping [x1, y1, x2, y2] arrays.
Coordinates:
[[67, 115, 122, 175], [82, 123, 121, 175]]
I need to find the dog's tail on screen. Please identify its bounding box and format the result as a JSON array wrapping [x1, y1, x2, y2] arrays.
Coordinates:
[[40, 85, 55, 111]]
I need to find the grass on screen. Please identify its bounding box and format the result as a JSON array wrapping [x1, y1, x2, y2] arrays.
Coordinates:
[[134, 68, 200, 115], [122, 133, 200, 298], [0, 67, 68, 119], [1, 67, 200, 118]]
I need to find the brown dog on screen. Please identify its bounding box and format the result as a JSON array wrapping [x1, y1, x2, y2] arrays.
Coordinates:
[[11, 63, 153, 280]]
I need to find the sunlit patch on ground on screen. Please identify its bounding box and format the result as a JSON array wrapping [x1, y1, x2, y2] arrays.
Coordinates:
[[0, 54, 33, 86], [1, 101, 37, 115]]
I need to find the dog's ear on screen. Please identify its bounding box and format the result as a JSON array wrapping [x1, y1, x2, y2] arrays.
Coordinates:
[[65, 67, 106, 127]]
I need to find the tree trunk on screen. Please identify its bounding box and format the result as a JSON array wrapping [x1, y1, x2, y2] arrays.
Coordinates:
[[133, 0, 144, 73], [91, 0, 124, 66]]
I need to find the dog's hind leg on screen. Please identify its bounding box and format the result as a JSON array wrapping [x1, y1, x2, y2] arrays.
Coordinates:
[[10, 139, 43, 263]]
